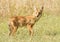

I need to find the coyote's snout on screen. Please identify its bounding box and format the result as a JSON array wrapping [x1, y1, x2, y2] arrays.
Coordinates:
[[8, 6, 44, 36]]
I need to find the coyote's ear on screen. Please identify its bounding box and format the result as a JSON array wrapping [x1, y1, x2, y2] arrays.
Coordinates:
[[33, 6, 38, 12], [39, 5, 44, 13], [33, 6, 36, 11]]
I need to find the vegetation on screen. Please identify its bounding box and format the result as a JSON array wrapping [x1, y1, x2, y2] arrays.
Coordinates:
[[0, 0, 60, 42]]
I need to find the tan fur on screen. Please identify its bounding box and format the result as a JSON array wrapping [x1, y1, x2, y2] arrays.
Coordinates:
[[8, 6, 44, 36]]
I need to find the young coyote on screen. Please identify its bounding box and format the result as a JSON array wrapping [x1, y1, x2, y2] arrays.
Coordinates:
[[8, 6, 44, 36]]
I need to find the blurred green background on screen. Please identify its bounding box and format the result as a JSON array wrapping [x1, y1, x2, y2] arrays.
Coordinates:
[[0, 0, 60, 42]]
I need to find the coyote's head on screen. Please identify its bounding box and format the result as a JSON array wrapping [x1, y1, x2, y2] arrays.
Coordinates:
[[32, 6, 44, 20]]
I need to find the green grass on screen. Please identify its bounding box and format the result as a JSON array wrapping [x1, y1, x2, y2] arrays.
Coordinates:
[[0, 0, 60, 42], [0, 13, 60, 42]]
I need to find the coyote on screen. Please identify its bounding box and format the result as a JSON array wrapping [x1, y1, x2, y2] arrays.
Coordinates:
[[8, 6, 44, 36]]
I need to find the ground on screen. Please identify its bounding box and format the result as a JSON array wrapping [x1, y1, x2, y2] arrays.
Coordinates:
[[0, 13, 60, 42]]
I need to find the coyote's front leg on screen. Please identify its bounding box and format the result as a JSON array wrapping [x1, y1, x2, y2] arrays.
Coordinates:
[[27, 24, 34, 36]]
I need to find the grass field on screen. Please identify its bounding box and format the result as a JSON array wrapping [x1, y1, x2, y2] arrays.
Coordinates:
[[0, 13, 60, 42], [0, 0, 60, 42]]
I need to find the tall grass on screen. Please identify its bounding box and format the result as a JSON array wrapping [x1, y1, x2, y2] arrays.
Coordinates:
[[0, 0, 60, 42]]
